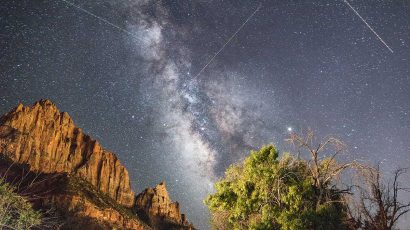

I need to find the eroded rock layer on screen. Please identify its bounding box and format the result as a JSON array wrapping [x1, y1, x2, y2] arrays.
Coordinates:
[[0, 99, 135, 207]]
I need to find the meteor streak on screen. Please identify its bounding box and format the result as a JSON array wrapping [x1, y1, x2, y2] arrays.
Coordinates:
[[343, 0, 393, 53], [193, 4, 262, 79], [60, 0, 135, 37]]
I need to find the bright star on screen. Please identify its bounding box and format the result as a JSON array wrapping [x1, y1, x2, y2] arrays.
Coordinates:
[[287, 127, 292, 132]]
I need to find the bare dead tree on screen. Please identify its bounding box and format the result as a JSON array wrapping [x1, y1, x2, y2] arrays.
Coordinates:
[[347, 166, 410, 230], [285, 129, 359, 208]]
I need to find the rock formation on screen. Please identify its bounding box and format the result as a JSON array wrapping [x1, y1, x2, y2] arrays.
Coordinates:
[[136, 181, 191, 227], [0, 99, 193, 229], [0, 99, 134, 207]]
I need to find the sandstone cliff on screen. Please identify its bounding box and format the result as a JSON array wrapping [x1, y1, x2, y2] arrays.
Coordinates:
[[0, 99, 134, 207], [136, 181, 191, 228], [0, 99, 193, 230]]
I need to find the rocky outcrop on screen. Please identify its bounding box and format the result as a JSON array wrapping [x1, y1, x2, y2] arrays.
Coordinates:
[[0, 99, 135, 207], [0, 99, 193, 229], [136, 181, 187, 225]]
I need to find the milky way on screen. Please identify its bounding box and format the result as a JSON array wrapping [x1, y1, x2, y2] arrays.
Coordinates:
[[1, 1, 410, 229]]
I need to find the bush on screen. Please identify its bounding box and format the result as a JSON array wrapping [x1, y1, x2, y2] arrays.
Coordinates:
[[0, 178, 42, 229]]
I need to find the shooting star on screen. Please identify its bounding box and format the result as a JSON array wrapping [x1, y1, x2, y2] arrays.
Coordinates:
[[343, 0, 393, 53], [60, 0, 136, 38], [193, 4, 262, 79]]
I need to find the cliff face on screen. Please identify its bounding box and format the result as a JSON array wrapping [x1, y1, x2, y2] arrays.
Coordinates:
[[0, 99, 193, 229], [0, 159, 151, 230], [0, 99, 135, 208]]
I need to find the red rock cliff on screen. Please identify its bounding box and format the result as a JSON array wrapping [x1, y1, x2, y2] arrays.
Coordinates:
[[0, 99, 135, 207], [0, 99, 193, 229]]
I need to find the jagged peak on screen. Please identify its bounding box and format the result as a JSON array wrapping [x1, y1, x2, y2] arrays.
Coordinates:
[[32, 99, 60, 113], [0, 100, 135, 208], [36, 98, 56, 106], [8, 99, 57, 114], [156, 180, 166, 188], [135, 180, 190, 226], [13, 99, 60, 111], [15, 103, 24, 112], [4, 99, 74, 125]]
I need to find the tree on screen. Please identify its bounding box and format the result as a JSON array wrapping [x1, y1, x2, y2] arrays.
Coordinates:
[[205, 130, 410, 229], [346, 167, 410, 230], [205, 143, 350, 230], [285, 131, 356, 210]]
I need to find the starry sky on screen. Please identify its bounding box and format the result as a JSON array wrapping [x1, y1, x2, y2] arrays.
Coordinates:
[[1, 0, 410, 229]]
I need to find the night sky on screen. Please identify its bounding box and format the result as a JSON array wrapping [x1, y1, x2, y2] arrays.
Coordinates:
[[1, 0, 410, 229]]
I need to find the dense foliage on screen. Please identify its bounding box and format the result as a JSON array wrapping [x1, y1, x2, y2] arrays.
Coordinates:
[[205, 145, 349, 230], [0, 178, 42, 229]]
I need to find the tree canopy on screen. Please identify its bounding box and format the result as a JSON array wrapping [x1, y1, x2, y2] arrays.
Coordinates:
[[205, 145, 349, 230]]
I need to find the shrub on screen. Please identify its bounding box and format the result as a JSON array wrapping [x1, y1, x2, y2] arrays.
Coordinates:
[[0, 178, 42, 229]]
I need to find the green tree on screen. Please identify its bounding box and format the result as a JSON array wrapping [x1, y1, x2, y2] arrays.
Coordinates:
[[205, 144, 349, 230], [0, 178, 42, 229]]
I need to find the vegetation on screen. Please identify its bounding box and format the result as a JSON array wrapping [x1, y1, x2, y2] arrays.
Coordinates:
[[0, 178, 42, 229], [205, 131, 410, 230], [346, 167, 410, 230], [205, 145, 348, 230]]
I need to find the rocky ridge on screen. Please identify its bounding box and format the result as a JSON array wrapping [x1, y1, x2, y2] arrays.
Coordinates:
[[0, 99, 193, 229]]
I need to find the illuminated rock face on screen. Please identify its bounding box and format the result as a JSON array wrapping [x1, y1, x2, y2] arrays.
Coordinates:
[[0, 99, 135, 208], [0, 99, 193, 229], [136, 181, 185, 224]]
